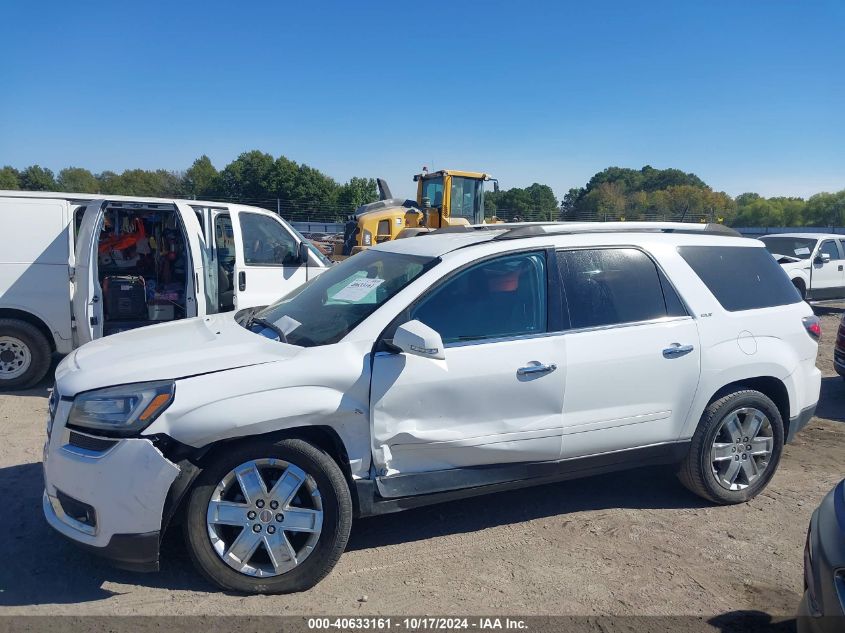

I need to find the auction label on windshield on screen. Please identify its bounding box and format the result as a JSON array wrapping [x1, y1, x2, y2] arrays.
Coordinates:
[[307, 617, 527, 631], [331, 277, 384, 302]]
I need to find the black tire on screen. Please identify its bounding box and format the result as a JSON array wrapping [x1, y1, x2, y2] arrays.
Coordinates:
[[0, 318, 52, 390], [678, 389, 784, 504], [184, 438, 352, 594], [792, 279, 807, 301]]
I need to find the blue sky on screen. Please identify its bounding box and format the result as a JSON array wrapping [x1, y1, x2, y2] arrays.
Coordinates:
[[1, 1, 843, 201]]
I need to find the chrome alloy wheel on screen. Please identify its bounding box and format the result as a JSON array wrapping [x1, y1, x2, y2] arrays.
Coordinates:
[[206, 458, 323, 577], [710, 407, 774, 491], [0, 336, 32, 380]]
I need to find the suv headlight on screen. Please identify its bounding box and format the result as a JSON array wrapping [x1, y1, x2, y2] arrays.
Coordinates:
[[68, 381, 175, 437]]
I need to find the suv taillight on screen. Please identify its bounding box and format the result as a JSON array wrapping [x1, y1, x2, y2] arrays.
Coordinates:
[[803, 315, 821, 341]]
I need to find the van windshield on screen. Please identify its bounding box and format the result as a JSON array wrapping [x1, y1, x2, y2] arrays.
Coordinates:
[[249, 250, 438, 347]]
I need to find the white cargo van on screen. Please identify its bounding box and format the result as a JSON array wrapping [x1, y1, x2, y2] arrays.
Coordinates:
[[0, 191, 330, 388]]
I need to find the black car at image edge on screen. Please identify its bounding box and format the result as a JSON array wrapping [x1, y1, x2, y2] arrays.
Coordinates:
[[798, 479, 845, 632]]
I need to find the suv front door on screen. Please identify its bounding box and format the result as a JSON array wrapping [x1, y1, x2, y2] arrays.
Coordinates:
[[556, 248, 701, 458], [370, 250, 567, 496]]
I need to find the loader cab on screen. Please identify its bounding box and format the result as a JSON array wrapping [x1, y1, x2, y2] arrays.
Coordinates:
[[414, 170, 494, 228], [71, 198, 326, 347]]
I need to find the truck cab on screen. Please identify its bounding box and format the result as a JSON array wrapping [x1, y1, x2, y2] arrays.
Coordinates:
[[760, 233, 845, 301]]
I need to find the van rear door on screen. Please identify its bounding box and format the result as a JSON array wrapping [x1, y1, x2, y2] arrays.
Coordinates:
[[174, 202, 207, 318], [71, 199, 107, 346]]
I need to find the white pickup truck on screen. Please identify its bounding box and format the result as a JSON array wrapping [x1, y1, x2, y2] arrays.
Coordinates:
[[759, 233, 845, 302], [0, 191, 330, 389]]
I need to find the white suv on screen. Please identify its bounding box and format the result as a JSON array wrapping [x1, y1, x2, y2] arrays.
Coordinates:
[[43, 222, 822, 594]]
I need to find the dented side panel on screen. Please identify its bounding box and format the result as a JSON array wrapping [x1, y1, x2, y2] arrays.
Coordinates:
[[370, 335, 568, 489]]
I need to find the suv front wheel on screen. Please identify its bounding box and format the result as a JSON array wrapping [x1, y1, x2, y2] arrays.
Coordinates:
[[678, 389, 784, 504], [184, 438, 352, 594]]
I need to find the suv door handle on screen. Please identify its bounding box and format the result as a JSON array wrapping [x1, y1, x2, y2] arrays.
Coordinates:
[[517, 362, 557, 376], [238, 271, 246, 291], [663, 343, 694, 358]]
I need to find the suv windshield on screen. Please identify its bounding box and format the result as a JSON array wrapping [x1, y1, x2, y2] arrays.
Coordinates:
[[760, 236, 818, 260], [251, 250, 438, 347]]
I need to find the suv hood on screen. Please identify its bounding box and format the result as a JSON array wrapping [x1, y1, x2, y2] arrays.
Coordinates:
[[56, 314, 299, 396]]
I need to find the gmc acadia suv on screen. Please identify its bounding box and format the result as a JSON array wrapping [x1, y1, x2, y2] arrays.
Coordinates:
[[43, 222, 822, 594]]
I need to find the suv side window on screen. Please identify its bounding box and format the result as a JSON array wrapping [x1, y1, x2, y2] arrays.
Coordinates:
[[678, 245, 801, 311], [411, 251, 547, 344], [819, 240, 842, 260], [557, 248, 678, 329], [239, 212, 299, 266]]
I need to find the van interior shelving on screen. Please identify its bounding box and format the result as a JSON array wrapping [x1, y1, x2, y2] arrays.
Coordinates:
[[77, 203, 190, 336]]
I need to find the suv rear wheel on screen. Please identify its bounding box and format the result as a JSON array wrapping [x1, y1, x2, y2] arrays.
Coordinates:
[[184, 438, 352, 594], [678, 389, 784, 504]]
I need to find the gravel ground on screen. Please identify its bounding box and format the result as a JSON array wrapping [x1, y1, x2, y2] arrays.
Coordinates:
[[0, 310, 842, 618]]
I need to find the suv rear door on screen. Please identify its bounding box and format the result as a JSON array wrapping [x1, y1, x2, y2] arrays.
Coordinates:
[[556, 247, 701, 458]]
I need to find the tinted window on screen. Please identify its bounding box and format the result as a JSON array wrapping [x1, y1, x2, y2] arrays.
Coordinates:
[[679, 245, 801, 311], [557, 248, 672, 328], [421, 177, 444, 207], [819, 240, 842, 260], [239, 212, 298, 266], [411, 252, 547, 344]]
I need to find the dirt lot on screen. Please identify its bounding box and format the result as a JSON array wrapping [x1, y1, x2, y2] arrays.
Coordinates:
[[0, 311, 842, 619]]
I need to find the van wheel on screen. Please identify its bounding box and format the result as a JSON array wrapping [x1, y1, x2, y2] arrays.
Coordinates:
[[184, 438, 352, 594], [678, 389, 784, 504], [0, 319, 51, 390]]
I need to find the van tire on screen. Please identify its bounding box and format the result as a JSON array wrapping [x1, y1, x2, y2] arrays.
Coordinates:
[[0, 318, 52, 390], [678, 389, 784, 505], [184, 438, 352, 594]]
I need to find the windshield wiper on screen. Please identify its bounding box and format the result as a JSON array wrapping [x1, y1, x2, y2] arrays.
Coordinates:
[[246, 315, 288, 343]]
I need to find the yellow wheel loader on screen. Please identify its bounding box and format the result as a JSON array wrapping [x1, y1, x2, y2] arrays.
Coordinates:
[[335, 169, 499, 258]]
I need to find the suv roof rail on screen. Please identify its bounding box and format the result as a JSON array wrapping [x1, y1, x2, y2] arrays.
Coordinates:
[[486, 221, 742, 240]]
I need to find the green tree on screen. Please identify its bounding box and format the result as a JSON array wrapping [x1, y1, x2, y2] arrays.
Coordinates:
[[183, 155, 219, 198], [0, 166, 20, 189], [57, 167, 99, 193], [218, 150, 275, 200], [337, 177, 378, 211], [19, 165, 56, 191]]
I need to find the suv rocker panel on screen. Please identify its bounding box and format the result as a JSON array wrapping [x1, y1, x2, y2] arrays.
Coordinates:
[[358, 440, 691, 515]]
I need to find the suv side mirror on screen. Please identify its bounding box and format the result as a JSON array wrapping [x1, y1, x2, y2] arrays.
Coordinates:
[[298, 241, 310, 265], [815, 252, 831, 265], [391, 320, 445, 360]]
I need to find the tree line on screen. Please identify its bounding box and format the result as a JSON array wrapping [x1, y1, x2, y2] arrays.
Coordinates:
[[559, 165, 845, 227], [0, 151, 381, 222], [2, 154, 843, 227]]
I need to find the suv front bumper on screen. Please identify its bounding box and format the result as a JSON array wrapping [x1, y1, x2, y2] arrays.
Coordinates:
[[42, 399, 180, 569]]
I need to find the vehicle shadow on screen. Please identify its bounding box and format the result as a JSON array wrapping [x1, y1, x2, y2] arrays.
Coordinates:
[[0, 459, 705, 606], [708, 610, 796, 632], [815, 376, 845, 422], [346, 464, 706, 552]]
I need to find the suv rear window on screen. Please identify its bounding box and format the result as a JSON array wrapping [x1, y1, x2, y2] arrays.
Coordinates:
[[678, 245, 801, 311]]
